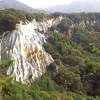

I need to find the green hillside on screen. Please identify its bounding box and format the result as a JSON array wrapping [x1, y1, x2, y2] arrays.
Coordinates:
[[0, 10, 100, 100]]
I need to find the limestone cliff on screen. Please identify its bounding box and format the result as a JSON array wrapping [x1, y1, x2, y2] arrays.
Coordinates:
[[1, 19, 57, 83]]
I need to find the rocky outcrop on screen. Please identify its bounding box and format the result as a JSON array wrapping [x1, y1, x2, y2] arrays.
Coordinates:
[[1, 20, 55, 83]]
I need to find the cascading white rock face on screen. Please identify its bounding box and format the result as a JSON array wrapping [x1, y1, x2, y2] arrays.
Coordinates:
[[1, 20, 54, 83]]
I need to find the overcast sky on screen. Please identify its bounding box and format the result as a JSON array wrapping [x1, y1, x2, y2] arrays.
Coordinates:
[[17, 0, 76, 8], [17, 0, 99, 8]]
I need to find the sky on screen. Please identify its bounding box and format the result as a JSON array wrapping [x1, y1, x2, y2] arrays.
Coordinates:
[[17, 0, 76, 8], [17, 0, 99, 8]]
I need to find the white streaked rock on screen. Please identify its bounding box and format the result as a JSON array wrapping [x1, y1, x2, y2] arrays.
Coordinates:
[[1, 20, 54, 83]]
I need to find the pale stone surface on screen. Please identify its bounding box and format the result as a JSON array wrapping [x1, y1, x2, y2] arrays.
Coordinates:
[[1, 20, 55, 83]]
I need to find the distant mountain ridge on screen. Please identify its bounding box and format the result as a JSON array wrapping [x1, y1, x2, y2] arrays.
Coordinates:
[[43, 0, 100, 13], [0, 0, 44, 13]]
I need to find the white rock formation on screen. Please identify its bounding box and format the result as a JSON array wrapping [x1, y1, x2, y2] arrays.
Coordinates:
[[1, 19, 54, 83]]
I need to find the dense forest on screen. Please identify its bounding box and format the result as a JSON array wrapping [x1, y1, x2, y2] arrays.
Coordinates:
[[0, 9, 100, 100]]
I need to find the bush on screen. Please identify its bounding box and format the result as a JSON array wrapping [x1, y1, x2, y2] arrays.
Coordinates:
[[0, 14, 18, 33]]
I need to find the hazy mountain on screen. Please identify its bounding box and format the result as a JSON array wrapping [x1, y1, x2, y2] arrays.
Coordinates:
[[44, 0, 100, 13], [0, 0, 44, 13]]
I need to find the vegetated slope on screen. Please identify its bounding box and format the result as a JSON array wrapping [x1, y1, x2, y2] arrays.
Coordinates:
[[0, 10, 100, 100], [0, 0, 45, 13], [45, 13, 100, 97]]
